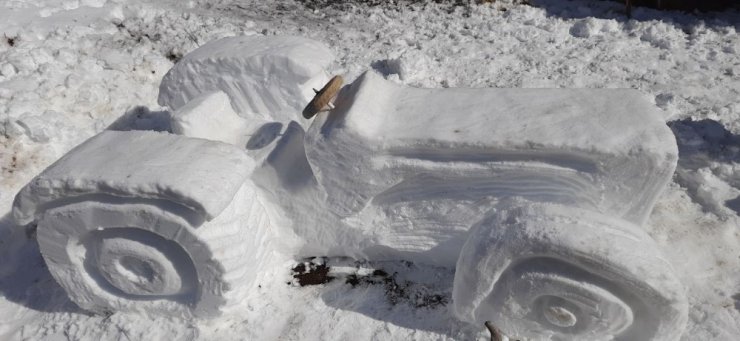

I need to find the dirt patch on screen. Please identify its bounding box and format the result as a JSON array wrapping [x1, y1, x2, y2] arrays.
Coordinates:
[[292, 261, 334, 286], [1, 141, 40, 185], [165, 49, 183, 63], [292, 258, 449, 309], [346, 269, 448, 309], [5, 35, 16, 47]]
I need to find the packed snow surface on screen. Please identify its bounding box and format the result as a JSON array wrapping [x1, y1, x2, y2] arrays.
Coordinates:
[[306, 71, 676, 226], [170, 90, 253, 147], [1, 0, 739, 340], [454, 201, 687, 340], [13, 130, 254, 224], [14, 130, 271, 318], [158, 34, 333, 125]]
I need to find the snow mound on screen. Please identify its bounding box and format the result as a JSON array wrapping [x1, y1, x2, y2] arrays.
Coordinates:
[[13, 130, 271, 317], [158, 35, 335, 125], [453, 201, 688, 340]]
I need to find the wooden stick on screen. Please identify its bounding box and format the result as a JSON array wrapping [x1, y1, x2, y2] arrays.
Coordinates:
[[485, 321, 504, 341], [303, 75, 344, 119]]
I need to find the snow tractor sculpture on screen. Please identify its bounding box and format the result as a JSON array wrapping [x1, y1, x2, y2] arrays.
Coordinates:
[[12, 35, 688, 340]]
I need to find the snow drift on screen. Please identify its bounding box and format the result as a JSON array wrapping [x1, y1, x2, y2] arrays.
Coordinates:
[[14, 130, 271, 317]]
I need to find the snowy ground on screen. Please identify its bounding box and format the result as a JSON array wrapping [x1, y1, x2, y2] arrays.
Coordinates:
[[1, 0, 739, 340]]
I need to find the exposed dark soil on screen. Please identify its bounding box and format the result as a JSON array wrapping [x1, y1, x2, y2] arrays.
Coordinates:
[[292, 258, 449, 309], [5, 35, 16, 47], [292, 261, 334, 286], [373, 272, 448, 309], [165, 49, 183, 63]]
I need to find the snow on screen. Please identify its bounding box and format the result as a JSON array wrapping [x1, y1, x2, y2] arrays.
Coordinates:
[[158, 35, 334, 125], [297, 69, 681, 339], [306, 70, 676, 226], [14, 130, 270, 318], [10, 34, 681, 339], [13, 130, 254, 224], [453, 200, 687, 340], [170, 91, 252, 146], [1, 0, 739, 340]]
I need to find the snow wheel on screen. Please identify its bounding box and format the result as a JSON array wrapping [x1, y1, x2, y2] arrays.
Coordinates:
[[15, 130, 271, 318], [302, 75, 343, 119], [35, 182, 270, 318], [452, 201, 688, 340]]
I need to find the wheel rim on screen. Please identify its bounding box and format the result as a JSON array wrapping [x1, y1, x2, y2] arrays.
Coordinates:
[[85, 228, 197, 298], [37, 201, 225, 317]]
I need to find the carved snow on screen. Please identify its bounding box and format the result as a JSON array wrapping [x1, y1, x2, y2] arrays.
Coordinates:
[[170, 91, 252, 146], [453, 201, 688, 340], [16, 131, 271, 317], [158, 35, 335, 125], [14, 130, 253, 224], [12, 36, 688, 340], [299, 71, 678, 266]]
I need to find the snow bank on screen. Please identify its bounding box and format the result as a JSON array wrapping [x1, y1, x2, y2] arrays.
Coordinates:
[[13, 130, 271, 317], [453, 201, 688, 340], [301, 71, 678, 266], [158, 35, 335, 125]]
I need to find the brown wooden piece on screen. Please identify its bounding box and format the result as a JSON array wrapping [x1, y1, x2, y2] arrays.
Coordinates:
[[302, 75, 344, 119], [485, 321, 504, 341]]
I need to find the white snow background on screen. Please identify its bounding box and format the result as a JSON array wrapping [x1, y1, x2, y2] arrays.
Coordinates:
[[0, 0, 739, 340]]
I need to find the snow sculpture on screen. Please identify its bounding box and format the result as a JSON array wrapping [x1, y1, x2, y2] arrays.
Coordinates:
[[158, 35, 334, 125], [454, 201, 687, 340], [14, 131, 271, 317], [294, 72, 678, 256], [12, 35, 687, 339], [170, 90, 252, 146], [299, 71, 687, 340]]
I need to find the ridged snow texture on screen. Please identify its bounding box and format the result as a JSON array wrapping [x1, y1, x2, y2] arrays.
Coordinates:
[[14, 130, 270, 317], [453, 202, 688, 341], [158, 35, 334, 124], [302, 71, 678, 266], [298, 71, 686, 339]]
